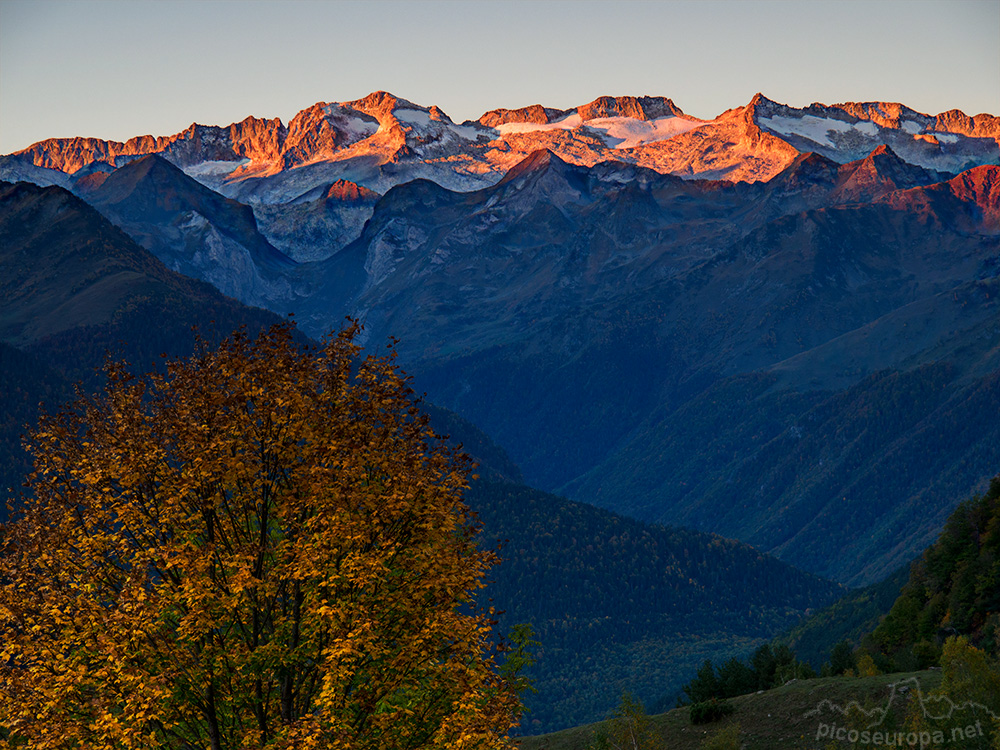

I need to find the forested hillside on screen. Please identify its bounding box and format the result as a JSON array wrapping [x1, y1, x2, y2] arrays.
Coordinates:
[[572, 360, 1000, 584], [779, 565, 910, 669], [870, 475, 1000, 666], [467, 480, 841, 732], [519, 477, 1000, 749]]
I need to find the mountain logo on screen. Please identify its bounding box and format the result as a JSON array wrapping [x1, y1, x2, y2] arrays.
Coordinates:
[[805, 676, 997, 747]]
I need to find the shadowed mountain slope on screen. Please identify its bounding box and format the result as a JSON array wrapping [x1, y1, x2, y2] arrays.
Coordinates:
[[278, 156, 1000, 585], [0, 180, 284, 354], [82, 154, 296, 307], [0, 179, 291, 517], [0, 179, 842, 736]]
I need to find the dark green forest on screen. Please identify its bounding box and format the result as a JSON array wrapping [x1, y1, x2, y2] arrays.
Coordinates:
[[466, 479, 841, 731], [870, 475, 1000, 666]]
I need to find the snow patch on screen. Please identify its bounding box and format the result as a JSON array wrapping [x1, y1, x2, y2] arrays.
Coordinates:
[[901, 120, 923, 135], [179, 211, 210, 231], [183, 159, 249, 178], [759, 114, 852, 147], [495, 113, 584, 135], [494, 113, 704, 147], [392, 108, 482, 142], [339, 115, 379, 139], [448, 123, 483, 140], [322, 105, 380, 138], [395, 108, 432, 125], [587, 116, 706, 149], [934, 133, 959, 144], [853, 121, 879, 136]]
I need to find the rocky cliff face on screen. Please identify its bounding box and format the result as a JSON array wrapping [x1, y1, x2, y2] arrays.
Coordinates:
[[13, 116, 287, 175], [752, 95, 1000, 173], [478, 103, 559, 128], [253, 179, 381, 262]]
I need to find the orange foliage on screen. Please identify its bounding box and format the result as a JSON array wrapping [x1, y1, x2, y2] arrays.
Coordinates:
[[0, 323, 520, 749]]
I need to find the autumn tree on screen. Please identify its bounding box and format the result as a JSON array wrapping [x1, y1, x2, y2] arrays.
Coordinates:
[[0, 323, 522, 749], [590, 693, 660, 750], [900, 637, 1000, 750]]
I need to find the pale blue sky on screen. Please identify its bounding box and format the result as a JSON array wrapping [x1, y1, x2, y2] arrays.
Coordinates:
[[1, 0, 997, 154]]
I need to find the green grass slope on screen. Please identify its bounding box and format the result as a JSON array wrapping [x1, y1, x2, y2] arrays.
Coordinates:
[[519, 671, 945, 750]]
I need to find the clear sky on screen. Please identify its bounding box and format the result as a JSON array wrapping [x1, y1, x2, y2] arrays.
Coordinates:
[[1, 0, 997, 154]]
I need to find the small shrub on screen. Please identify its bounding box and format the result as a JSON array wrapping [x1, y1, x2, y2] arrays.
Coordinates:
[[700, 723, 739, 750], [856, 651, 881, 677], [690, 698, 735, 725]]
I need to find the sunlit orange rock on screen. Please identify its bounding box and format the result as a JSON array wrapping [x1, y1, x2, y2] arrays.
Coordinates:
[[325, 179, 379, 204], [5, 91, 997, 199], [576, 95, 684, 121], [478, 104, 555, 128]]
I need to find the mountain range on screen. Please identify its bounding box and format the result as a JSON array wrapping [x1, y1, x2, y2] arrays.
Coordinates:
[[4, 92, 999, 589], [4, 92, 997, 198]]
